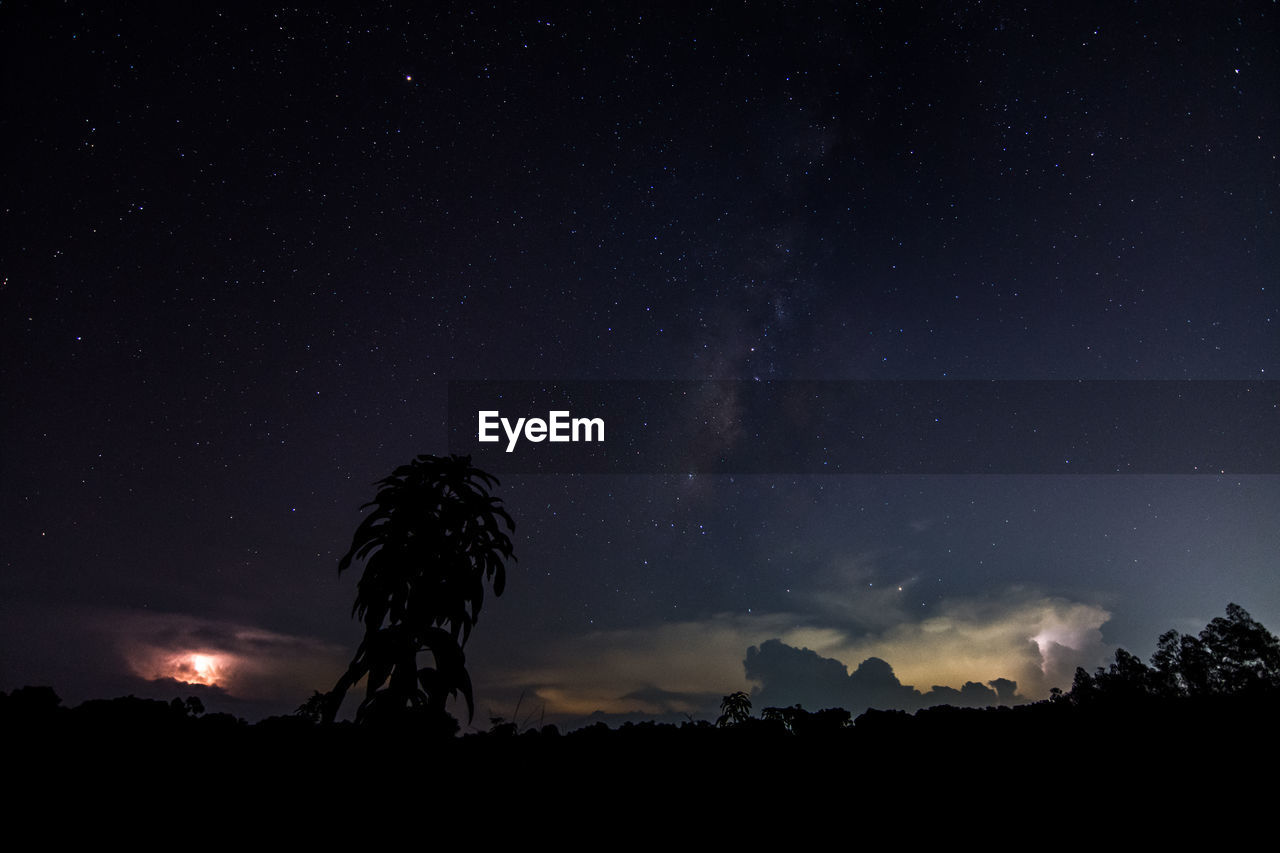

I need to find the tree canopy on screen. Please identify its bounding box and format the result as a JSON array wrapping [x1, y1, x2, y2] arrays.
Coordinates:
[[1071, 603, 1280, 704]]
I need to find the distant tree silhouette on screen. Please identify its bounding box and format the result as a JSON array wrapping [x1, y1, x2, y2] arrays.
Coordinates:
[[796, 706, 852, 736], [0, 686, 62, 725], [1085, 648, 1158, 702], [1071, 603, 1280, 704], [761, 704, 804, 734], [1150, 603, 1280, 696], [716, 691, 752, 727], [322, 454, 516, 727], [295, 690, 327, 723], [487, 716, 519, 737], [1150, 628, 1214, 697], [758, 703, 850, 736]]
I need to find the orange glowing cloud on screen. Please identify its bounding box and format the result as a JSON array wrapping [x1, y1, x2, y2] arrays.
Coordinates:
[[130, 648, 239, 688], [168, 651, 233, 686], [111, 610, 352, 705]]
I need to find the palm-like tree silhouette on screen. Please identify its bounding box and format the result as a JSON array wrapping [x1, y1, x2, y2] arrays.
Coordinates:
[[717, 690, 752, 727], [322, 454, 515, 726]]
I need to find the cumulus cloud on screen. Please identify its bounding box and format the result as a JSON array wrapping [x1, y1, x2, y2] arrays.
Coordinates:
[[740, 592, 1110, 712], [840, 592, 1111, 699], [745, 641, 920, 711], [483, 589, 1111, 721], [743, 639, 1015, 714]]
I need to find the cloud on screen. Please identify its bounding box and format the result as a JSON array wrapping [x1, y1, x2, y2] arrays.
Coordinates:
[[792, 553, 922, 632], [844, 593, 1111, 699], [743, 592, 1111, 712], [0, 599, 356, 719], [480, 589, 1111, 721], [787, 555, 1112, 698], [744, 641, 922, 711], [108, 610, 349, 706], [744, 640, 1027, 715]]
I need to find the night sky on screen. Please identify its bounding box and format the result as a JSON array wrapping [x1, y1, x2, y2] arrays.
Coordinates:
[[3, 2, 1278, 726]]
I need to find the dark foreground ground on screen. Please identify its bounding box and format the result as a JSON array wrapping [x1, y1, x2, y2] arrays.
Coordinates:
[[6, 692, 1277, 841]]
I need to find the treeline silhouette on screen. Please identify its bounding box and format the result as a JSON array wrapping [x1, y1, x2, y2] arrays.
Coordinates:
[[7, 603, 1280, 825], [7, 603, 1279, 740]]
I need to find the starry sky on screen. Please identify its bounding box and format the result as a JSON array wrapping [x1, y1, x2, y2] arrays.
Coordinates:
[[3, 2, 1278, 726]]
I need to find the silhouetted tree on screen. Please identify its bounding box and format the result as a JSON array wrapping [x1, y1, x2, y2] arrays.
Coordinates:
[[1150, 629, 1213, 697], [322, 454, 516, 727], [761, 704, 808, 734], [0, 686, 62, 724], [1093, 648, 1157, 701], [1073, 603, 1280, 705], [1197, 603, 1280, 694], [1151, 603, 1280, 697], [756, 703, 852, 736], [716, 691, 752, 727], [295, 690, 328, 723], [792, 707, 852, 737], [487, 716, 519, 737]]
